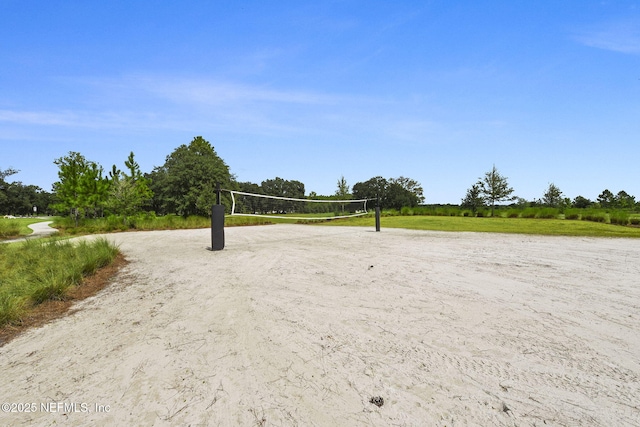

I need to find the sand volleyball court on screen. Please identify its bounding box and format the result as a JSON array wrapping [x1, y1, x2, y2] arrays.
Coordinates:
[[1, 224, 639, 426]]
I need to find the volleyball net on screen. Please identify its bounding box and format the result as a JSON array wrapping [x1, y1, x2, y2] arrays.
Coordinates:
[[224, 190, 371, 220]]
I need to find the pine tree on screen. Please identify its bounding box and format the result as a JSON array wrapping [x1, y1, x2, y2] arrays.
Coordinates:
[[478, 165, 515, 217]]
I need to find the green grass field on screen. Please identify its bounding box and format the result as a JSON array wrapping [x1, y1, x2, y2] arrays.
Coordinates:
[[7, 211, 640, 239], [51, 214, 273, 235], [320, 214, 640, 238]]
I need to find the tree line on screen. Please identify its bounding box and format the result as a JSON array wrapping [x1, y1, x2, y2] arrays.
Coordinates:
[[238, 176, 424, 213], [461, 165, 638, 215], [1, 136, 424, 221], [1, 138, 637, 222], [0, 168, 53, 216]]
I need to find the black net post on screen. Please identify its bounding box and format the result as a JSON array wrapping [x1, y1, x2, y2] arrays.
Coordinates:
[[375, 196, 381, 232], [209, 182, 225, 251]]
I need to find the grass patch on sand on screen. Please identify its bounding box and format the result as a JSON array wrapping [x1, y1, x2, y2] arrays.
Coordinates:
[[0, 238, 119, 328], [320, 213, 640, 238]]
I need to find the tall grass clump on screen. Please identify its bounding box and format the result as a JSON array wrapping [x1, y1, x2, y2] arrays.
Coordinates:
[[400, 207, 414, 216], [0, 238, 118, 326], [520, 208, 538, 219], [609, 211, 629, 226], [399, 206, 463, 216], [582, 210, 607, 223], [536, 208, 559, 219], [382, 209, 401, 217], [129, 212, 159, 230], [564, 209, 581, 220], [0, 221, 21, 238], [505, 209, 521, 218], [518, 207, 559, 219], [432, 206, 463, 216]]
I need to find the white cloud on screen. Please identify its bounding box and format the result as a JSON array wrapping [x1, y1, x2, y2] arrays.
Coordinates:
[[0, 108, 173, 131], [573, 21, 640, 54], [139, 77, 348, 106], [0, 110, 79, 126], [0, 75, 448, 144]]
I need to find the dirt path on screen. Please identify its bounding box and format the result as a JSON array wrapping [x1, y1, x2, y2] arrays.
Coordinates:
[[26, 221, 57, 238], [1, 225, 639, 426]]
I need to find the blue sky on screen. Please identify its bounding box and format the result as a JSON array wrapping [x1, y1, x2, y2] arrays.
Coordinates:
[[1, 1, 639, 203]]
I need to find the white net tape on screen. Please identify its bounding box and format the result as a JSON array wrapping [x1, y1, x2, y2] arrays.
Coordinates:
[[225, 190, 370, 220]]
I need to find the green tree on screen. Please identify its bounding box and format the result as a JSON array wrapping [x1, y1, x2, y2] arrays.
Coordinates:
[[0, 168, 19, 213], [478, 165, 515, 217], [0, 166, 53, 216], [385, 182, 414, 210], [3, 183, 50, 216], [237, 181, 264, 214], [261, 177, 305, 199], [572, 195, 592, 209], [261, 177, 305, 213], [389, 176, 424, 206], [335, 176, 350, 199], [461, 183, 484, 214], [335, 175, 351, 213], [542, 183, 563, 208], [352, 176, 423, 210], [107, 152, 153, 224], [615, 190, 636, 209], [352, 176, 388, 207], [149, 137, 232, 216], [83, 162, 110, 218], [52, 152, 108, 226], [597, 189, 615, 209], [28, 185, 54, 216], [0, 168, 18, 181]]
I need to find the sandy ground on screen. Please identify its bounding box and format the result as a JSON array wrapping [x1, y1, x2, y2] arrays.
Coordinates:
[[1, 224, 639, 426]]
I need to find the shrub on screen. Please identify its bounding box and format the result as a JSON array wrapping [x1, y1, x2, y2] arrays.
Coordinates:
[[183, 215, 201, 227], [564, 209, 580, 220], [0, 221, 21, 238], [0, 293, 27, 325], [609, 211, 629, 226], [444, 207, 462, 216], [105, 215, 126, 231], [30, 272, 70, 303], [582, 210, 607, 223], [537, 208, 559, 219], [401, 207, 413, 216], [383, 209, 400, 217], [506, 209, 521, 218]]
